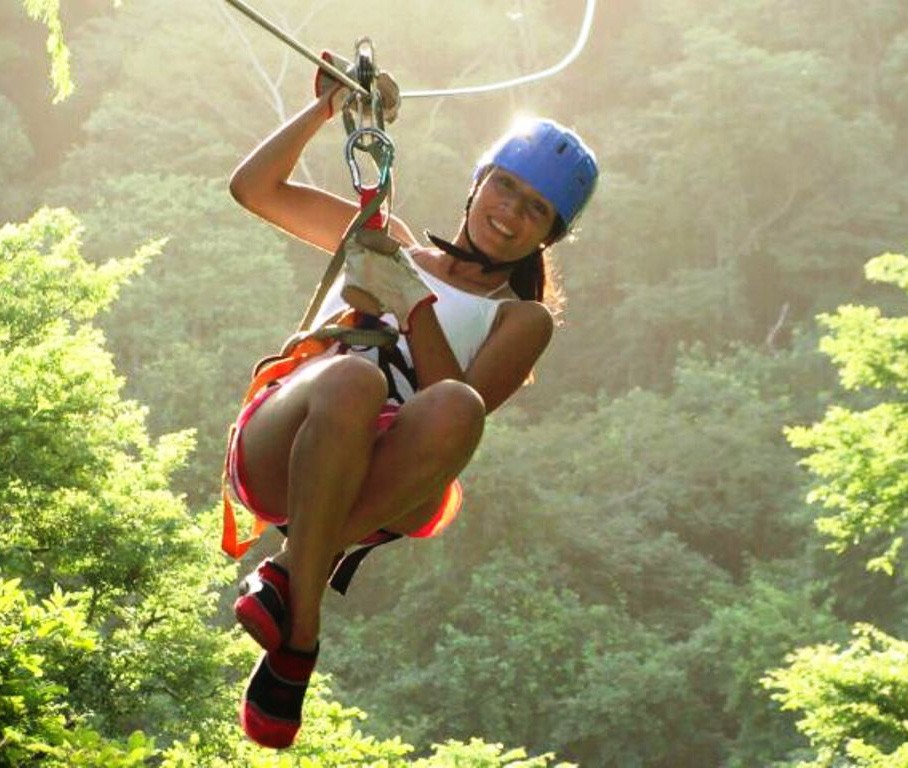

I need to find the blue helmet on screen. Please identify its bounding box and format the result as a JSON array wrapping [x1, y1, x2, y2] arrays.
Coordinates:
[[475, 118, 599, 230]]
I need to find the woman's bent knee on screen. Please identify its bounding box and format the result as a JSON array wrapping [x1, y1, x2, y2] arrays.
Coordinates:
[[308, 356, 388, 410], [433, 379, 486, 415], [421, 380, 485, 449]]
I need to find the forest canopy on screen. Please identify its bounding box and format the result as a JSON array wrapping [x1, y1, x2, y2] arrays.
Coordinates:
[[3, 0, 908, 765]]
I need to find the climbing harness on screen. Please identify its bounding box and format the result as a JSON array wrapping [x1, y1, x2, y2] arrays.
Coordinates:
[[222, 0, 597, 100]]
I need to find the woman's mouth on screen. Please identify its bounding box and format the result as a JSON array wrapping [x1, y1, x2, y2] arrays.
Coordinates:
[[487, 217, 515, 239]]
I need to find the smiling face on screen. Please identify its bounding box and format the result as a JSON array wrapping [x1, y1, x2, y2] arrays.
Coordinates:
[[463, 168, 558, 263]]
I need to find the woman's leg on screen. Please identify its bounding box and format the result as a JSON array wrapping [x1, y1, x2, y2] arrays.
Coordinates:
[[239, 354, 388, 649], [336, 379, 485, 546], [236, 361, 485, 748], [241, 365, 485, 646]]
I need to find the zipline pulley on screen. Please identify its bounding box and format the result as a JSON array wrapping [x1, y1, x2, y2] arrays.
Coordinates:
[[341, 38, 389, 159]]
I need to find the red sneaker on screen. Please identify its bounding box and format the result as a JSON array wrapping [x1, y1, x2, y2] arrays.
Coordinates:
[[234, 559, 289, 652], [240, 644, 319, 749]]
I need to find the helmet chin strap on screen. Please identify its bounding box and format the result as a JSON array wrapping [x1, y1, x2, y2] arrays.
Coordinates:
[[425, 232, 520, 273], [425, 199, 539, 273]]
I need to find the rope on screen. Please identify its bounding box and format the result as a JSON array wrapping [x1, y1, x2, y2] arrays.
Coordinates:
[[400, 0, 597, 99], [222, 0, 369, 95]]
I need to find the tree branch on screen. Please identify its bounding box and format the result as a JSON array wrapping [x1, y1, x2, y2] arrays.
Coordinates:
[[765, 301, 790, 351]]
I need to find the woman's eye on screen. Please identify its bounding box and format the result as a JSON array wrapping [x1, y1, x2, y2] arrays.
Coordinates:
[[530, 201, 549, 219]]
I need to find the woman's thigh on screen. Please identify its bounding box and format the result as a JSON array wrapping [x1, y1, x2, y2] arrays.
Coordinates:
[[338, 379, 486, 542], [238, 354, 388, 521]]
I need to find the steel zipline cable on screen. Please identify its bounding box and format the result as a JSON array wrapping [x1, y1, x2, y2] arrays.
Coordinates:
[[401, 0, 597, 98], [222, 0, 597, 99], [222, 0, 370, 95]]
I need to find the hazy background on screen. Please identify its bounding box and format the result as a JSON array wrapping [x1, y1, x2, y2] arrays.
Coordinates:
[[3, 0, 908, 765]]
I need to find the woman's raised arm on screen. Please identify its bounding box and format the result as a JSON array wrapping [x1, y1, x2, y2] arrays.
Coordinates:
[[230, 81, 415, 254], [229, 91, 360, 253]]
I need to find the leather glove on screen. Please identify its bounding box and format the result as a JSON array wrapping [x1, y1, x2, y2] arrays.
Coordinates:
[[342, 230, 436, 333], [314, 50, 401, 123]]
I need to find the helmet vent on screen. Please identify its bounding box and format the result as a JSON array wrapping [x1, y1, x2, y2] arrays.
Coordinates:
[[556, 141, 568, 154]]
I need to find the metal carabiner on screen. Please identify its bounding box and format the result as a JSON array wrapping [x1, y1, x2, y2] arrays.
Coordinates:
[[344, 127, 395, 193]]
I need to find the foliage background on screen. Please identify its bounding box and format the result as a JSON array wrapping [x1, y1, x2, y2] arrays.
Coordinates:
[[3, 0, 908, 765]]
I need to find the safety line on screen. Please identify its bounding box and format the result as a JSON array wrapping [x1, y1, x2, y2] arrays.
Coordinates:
[[400, 0, 597, 98], [223, 0, 369, 95], [223, 0, 596, 101]]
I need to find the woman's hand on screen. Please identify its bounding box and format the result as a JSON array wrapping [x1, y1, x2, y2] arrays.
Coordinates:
[[314, 50, 401, 123], [342, 231, 436, 332], [229, 56, 412, 255]]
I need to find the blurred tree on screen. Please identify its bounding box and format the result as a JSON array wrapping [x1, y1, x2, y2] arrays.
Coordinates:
[[0, 95, 34, 220], [687, 563, 846, 766], [550, 0, 908, 395], [322, 342, 839, 766]]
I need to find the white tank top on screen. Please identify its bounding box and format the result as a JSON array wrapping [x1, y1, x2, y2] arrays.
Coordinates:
[[310, 253, 510, 401]]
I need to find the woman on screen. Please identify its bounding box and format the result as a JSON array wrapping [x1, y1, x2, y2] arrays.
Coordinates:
[[227, 66, 598, 749]]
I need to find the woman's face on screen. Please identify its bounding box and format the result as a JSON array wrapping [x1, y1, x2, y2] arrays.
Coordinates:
[[466, 168, 557, 262]]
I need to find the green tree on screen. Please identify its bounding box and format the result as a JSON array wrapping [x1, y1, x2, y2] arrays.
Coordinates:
[[766, 624, 908, 768], [765, 251, 908, 767], [0, 577, 156, 767], [51, 172, 302, 504], [0, 206, 232, 741], [786, 253, 908, 575], [18, 0, 72, 102]]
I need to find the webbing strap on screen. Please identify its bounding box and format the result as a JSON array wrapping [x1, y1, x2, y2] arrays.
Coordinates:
[[298, 123, 395, 333], [328, 529, 403, 595], [297, 179, 390, 332], [221, 483, 270, 558]]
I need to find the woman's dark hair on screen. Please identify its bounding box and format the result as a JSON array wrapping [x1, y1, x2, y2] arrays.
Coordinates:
[[508, 216, 567, 314]]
